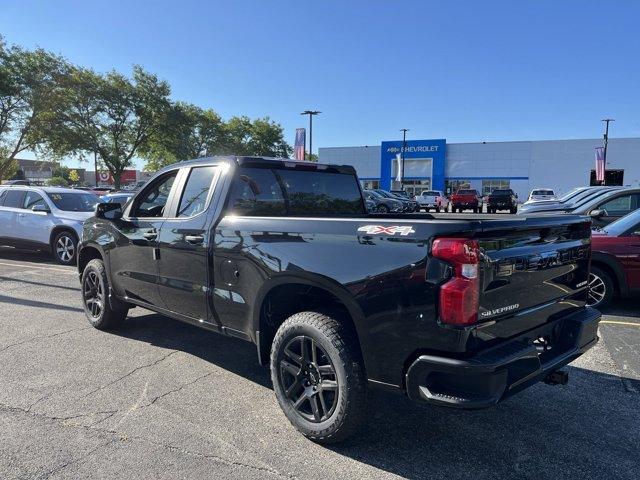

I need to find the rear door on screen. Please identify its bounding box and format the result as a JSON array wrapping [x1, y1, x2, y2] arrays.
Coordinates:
[[110, 169, 181, 308], [157, 164, 222, 322], [0, 189, 25, 243]]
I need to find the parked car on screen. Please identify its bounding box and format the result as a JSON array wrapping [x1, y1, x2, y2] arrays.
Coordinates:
[[363, 190, 404, 213], [372, 189, 420, 212], [486, 188, 518, 213], [77, 156, 600, 443], [589, 208, 640, 308], [415, 190, 448, 212], [0, 186, 100, 264], [526, 188, 557, 204], [3, 179, 31, 186], [518, 186, 617, 214], [526, 187, 640, 229], [100, 191, 135, 204], [390, 190, 410, 198], [451, 188, 482, 213]]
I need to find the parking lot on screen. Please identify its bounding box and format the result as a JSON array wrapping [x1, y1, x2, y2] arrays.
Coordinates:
[[1, 248, 639, 480]]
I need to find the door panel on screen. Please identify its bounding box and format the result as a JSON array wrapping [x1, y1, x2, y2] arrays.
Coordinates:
[[0, 190, 25, 241], [110, 170, 180, 308], [17, 191, 54, 245], [157, 165, 220, 321]]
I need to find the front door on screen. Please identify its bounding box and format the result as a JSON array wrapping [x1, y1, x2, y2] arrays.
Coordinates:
[[592, 193, 640, 228], [18, 191, 54, 246], [157, 165, 221, 322], [109, 169, 180, 308]]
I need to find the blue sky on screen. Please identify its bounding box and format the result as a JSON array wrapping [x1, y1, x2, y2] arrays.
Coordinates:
[[2, 0, 639, 168]]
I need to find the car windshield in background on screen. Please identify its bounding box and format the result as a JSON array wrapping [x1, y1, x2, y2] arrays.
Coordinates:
[[47, 192, 99, 211], [492, 190, 512, 195], [228, 167, 364, 216], [533, 190, 554, 195], [458, 190, 476, 195], [602, 209, 640, 236]]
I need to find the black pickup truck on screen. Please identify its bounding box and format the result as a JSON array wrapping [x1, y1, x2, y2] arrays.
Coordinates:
[[487, 188, 518, 214], [78, 156, 600, 443]]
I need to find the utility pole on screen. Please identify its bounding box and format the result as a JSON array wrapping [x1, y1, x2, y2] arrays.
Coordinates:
[[94, 151, 99, 186], [399, 128, 409, 186], [301, 110, 321, 160], [601, 118, 614, 186]]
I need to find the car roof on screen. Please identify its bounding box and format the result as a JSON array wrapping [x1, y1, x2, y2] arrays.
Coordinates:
[[156, 156, 357, 176], [573, 187, 640, 212], [0, 185, 96, 194]]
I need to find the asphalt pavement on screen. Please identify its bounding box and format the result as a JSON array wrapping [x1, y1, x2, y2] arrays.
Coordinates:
[[0, 247, 639, 480]]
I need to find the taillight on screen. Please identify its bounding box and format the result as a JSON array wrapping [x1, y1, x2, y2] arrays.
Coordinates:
[[431, 238, 480, 326]]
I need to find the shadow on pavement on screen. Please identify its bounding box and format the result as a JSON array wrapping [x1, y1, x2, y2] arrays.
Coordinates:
[[113, 312, 639, 479], [0, 247, 57, 265], [601, 298, 640, 318]]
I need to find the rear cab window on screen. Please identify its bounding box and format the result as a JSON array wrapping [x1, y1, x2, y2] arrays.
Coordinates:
[[457, 189, 477, 195], [227, 166, 364, 216]]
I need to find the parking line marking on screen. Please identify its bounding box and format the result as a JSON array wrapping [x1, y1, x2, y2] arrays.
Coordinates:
[[0, 261, 75, 274], [600, 320, 640, 327]]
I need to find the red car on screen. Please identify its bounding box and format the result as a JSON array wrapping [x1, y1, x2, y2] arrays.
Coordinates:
[[589, 208, 640, 308], [451, 189, 482, 213]]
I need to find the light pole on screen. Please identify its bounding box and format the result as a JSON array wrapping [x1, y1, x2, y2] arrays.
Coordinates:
[[399, 128, 409, 186], [601, 118, 614, 185], [301, 110, 321, 160]]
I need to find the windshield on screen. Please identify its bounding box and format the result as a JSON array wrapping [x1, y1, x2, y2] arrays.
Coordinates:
[[532, 190, 554, 195], [47, 192, 99, 212], [374, 190, 394, 198], [457, 190, 476, 195], [602, 209, 640, 236]]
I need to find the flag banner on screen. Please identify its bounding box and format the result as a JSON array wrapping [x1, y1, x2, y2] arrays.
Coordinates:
[[294, 128, 306, 160], [595, 147, 605, 182], [395, 153, 402, 182]]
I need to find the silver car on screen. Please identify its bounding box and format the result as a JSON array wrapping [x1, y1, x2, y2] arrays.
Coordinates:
[[0, 186, 99, 265]]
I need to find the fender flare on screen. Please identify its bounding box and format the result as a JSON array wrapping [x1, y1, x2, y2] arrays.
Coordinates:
[[591, 251, 628, 297]]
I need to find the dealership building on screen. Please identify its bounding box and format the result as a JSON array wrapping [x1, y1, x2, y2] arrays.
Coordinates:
[[318, 137, 640, 199]]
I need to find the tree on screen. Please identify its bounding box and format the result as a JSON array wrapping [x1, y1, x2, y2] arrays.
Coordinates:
[[223, 116, 291, 158], [0, 37, 70, 182], [68, 169, 79, 183], [141, 102, 225, 171], [43, 65, 171, 188], [48, 175, 68, 186]]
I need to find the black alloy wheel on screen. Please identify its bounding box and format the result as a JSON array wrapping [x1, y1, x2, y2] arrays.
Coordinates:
[[279, 335, 338, 423], [83, 269, 104, 319]]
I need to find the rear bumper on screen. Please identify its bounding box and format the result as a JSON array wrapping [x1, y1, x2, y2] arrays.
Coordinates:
[[405, 307, 600, 409]]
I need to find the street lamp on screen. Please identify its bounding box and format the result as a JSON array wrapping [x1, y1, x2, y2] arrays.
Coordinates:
[[301, 110, 321, 160], [399, 128, 409, 185]]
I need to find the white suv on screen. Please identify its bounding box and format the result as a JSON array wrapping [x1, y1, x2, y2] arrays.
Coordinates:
[[0, 186, 100, 264]]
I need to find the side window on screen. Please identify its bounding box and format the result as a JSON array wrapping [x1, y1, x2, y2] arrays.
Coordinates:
[[227, 167, 286, 216], [23, 191, 47, 210], [3, 190, 25, 208], [177, 166, 218, 218], [599, 195, 636, 216], [0, 190, 6, 206], [131, 171, 178, 218]]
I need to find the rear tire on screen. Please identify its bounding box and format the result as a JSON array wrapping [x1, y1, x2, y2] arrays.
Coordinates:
[[587, 267, 613, 310], [510, 207, 517, 214], [435, 206, 441, 213], [270, 311, 368, 444], [81, 259, 128, 330]]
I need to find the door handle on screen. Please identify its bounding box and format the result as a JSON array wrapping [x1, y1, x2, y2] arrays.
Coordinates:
[[142, 230, 158, 240], [185, 234, 204, 245]]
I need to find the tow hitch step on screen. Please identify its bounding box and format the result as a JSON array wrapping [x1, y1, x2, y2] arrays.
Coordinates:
[[543, 370, 569, 386]]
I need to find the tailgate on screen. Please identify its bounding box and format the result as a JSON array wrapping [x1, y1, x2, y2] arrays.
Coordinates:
[[475, 216, 591, 344]]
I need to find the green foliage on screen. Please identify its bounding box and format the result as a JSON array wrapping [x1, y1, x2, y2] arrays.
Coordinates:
[[0, 36, 70, 181], [48, 175, 68, 186]]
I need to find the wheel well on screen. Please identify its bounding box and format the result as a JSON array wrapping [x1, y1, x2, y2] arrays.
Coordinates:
[[49, 227, 78, 248], [257, 283, 361, 366], [591, 260, 619, 295], [78, 246, 103, 274]]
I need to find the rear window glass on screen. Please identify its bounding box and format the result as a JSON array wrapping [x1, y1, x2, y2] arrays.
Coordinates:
[[46, 192, 99, 212], [227, 167, 364, 216], [492, 189, 512, 194], [422, 191, 439, 196], [457, 189, 477, 195], [532, 190, 554, 195], [177, 166, 218, 217], [3, 189, 24, 208]]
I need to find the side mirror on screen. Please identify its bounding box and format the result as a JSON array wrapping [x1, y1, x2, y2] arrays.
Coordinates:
[[589, 209, 605, 219], [32, 204, 51, 213], [96, 202, 122, 220]]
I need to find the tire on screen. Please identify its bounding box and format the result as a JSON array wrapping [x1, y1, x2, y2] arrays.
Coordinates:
[[270, 311, 368, 444], [510, 207, 517, 214], [435, 206, 441, 213], [473, 207, 478, 213], [81, 259, 128, 330], [587, 267, 613, 310], [52, 230, 78, 265], [376, 204, 389, 214]]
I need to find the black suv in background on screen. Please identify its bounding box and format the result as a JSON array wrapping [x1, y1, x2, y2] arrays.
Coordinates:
[[487, 189, 518, 213]]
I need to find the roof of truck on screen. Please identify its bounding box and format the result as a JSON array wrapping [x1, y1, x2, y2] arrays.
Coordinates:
[[161, 156, 357, 175]]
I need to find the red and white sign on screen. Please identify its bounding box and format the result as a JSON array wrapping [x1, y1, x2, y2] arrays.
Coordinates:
[[97, 169, 137, 185], [595, 147, 605, 182]]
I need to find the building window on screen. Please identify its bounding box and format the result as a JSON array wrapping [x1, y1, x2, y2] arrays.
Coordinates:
[[482, 179, 511, 196], [445, 179, 471, 195], [361, 180, 380, 190]]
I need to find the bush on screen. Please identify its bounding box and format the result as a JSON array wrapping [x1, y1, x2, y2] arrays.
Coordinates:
[[48, 176, 68, 187]]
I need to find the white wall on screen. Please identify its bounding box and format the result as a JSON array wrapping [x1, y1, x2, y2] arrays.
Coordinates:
[[318, 146, 381, 178]]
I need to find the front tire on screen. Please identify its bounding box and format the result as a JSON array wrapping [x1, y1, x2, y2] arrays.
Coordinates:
[[587, 267, 613, 309], [270, 311, 368, 444], [82, 259, 128, 330], [52, 230, 78, 265]]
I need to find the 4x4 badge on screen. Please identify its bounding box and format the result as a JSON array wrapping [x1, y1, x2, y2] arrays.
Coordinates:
[[357, 225, 415, 236]]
